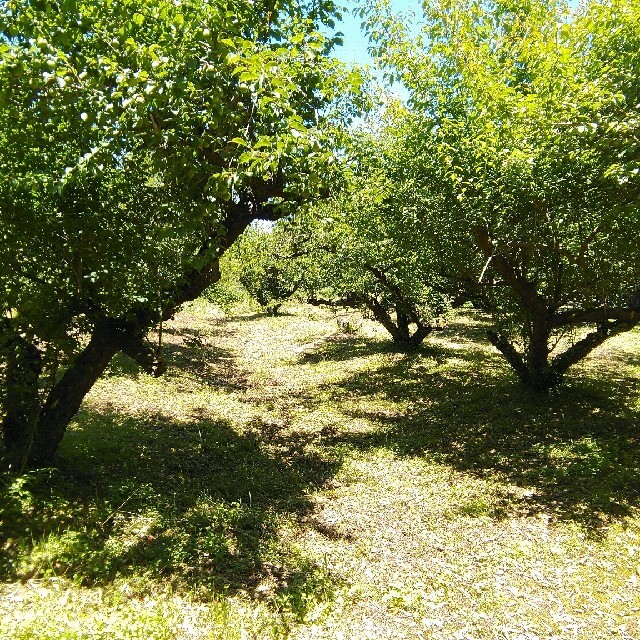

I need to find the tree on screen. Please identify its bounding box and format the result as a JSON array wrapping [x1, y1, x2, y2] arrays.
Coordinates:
[[364, 0, 640, 391], [232, 224, 303, 316], [0, 0, 356, 471], [206, 223, 304, 316], [295, 114, 451, 349]]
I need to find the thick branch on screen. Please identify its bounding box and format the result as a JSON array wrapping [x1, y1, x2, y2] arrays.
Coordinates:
[[307, 294, 362, 308], [551, 320, 639, 377], [486, 330, 530, 385], [473, 226, 547, 315], [552, 307, 640, 327], [23, 197, 289, 466], [29, 321, 123, 464], [363, 296, 402, 341]]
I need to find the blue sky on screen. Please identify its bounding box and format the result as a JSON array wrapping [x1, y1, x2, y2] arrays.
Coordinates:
[[330, 0, 581, 66], [331, 1, 418, 67]]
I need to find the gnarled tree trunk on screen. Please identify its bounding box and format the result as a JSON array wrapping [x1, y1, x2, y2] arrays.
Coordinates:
[[474, 225, 640, 392], [27, 322, 123, 466], [2, 205, 276, 470]]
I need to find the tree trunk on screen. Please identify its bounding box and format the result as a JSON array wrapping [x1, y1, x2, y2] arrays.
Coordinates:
[[27, 322, 122, 466], [1, 335, 43, 473], [362, 298, 432, 350], [395, 305, 411, 343], [524, 311, 559, 393], [488, 328, 560, 393], [2, 202, 304, 469]]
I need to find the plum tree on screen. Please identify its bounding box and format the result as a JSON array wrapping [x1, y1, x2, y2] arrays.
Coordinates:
[[0, 0, 356, 470]]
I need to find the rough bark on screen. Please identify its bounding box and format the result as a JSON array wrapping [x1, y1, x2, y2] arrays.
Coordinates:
[[27, 322, 122, 465], [524, 310, 558, 393]]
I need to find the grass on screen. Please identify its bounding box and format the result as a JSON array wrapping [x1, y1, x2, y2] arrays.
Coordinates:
[[1, 301, 640, 639]]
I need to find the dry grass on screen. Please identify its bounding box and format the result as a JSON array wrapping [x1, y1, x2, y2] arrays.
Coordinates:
[[1, 301, 639, 639]]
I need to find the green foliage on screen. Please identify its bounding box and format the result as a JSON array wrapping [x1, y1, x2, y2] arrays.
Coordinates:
[[236, 224, 303, 315], [203, 249, 255, 315], [360, 0, 640, 386], [206, 223, 304, 315], [0, 0, 347, 335], [0, 0, 361, 466]]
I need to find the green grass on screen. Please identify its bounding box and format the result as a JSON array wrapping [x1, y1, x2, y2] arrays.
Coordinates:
[[2, 302, 640, 639]]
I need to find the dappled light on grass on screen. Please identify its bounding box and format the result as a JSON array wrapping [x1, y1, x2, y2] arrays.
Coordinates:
[[326, 350, 640, 532], [2, 303, 640, 639], [1, 410, 339, 596]]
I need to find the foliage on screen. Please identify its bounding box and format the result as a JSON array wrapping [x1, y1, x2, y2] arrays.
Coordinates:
[[207, 223, 305, 315], [362, 0, 640, 389], [292, 112, 452, 348], [203, 244, 255, 315], [0, 0, 359, 468]]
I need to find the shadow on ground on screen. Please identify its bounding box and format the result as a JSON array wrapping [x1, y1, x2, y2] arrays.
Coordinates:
[[312, 334, 640, 535], [298, 334, 402, 364], [104, 322, 248, 391], [226, 311, 297, 323], [0, 407, 341, 613]]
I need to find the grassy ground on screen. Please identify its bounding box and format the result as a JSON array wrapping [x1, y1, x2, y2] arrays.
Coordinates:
[[1, 302, 639, 639]]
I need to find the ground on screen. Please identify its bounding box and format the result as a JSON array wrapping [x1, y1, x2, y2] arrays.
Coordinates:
[[1, 302, 639, 639]]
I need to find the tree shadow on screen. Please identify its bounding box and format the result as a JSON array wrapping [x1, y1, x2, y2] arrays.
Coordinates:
[[105, 323, 247, 391], [225, 311, 297, 323], [161, 341, 247, 391], [320, 348, 640, 536], [298, 330, 499, 372], [0, 408, 342, 613], [297, 334, 403, 364]]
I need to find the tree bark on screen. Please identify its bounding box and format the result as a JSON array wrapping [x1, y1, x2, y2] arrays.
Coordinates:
[[524, 310, 559, 393], [27, 322, 123, 465], [395, 305, 411, 342]]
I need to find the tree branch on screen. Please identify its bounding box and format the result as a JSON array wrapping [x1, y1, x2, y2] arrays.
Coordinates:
[[473, 226, 547, 314], [550, 321, 634, 377], [552, 307, 640, 327]]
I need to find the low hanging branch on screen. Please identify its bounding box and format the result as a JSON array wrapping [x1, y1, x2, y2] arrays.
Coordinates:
[[6, 190, 290, 469], [472, 225, 640, 392]]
